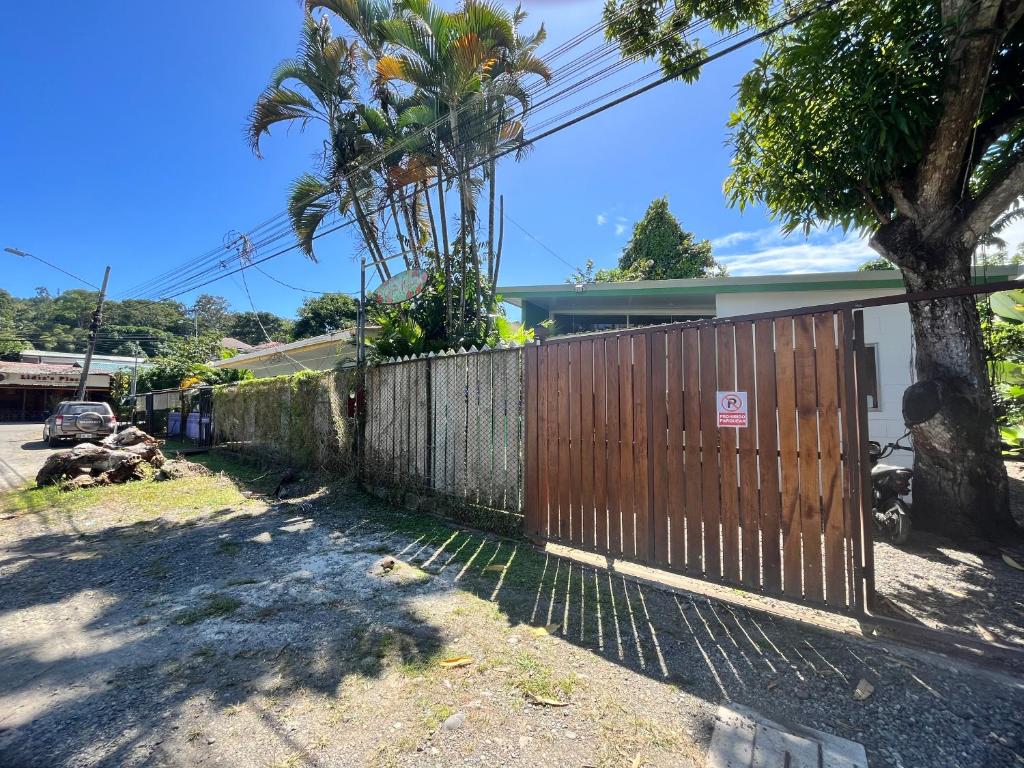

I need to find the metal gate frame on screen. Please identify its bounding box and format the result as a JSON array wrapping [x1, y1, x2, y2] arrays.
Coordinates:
[[522, 307, 876, 614]]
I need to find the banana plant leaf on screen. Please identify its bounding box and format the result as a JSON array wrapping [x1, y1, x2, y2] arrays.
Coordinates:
[[989, 290, 1024, 323]]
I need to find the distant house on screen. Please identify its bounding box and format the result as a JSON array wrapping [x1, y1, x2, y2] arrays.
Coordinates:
[[220, 337, 255, 354], [211, 328, 375, 378], [500, 266, 1023, 464]]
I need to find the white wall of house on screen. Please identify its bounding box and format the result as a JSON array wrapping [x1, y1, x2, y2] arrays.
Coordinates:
[[715, 289, 914, 465]]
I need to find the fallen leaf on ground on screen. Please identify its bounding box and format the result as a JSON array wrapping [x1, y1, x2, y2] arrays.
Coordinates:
[[439, 656, 474, 669], [1002, 552, 1024, 571], [525, 692, 567, 707], [483, 564, 507, 573], [766, 679, 779, 691], [529, 623, 560, 637], [975, 624, 996, 642], [853, 678, 874, 701]]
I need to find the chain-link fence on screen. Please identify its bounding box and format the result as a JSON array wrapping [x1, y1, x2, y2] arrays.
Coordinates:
[[129, 386, 213, 448], [362, 346, 524, 526]]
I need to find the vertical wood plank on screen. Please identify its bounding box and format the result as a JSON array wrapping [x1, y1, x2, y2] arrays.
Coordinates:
[[795, 315, 824, 602], [651, 330, 670, 567], [735, 322, 761, 588], [557, 343, 571, 541], [618, 335, 636, 559], [536, 346, 549, 537], [666, 328, 685, 571], [580, 339, 596, 550], [593, 338, 608, 553], [545, 346, 560, 539], [754, 319, 782, 593], [717, 324, 740, 584], [814, 313, 846, 607], [569, 341, 583, 544], [838, 311, 862, 610], [775, 319, 803, 598], [699, 327, 722, 579], [606, 338, 622, 555], [633, 333, 651, 562], [852, 311, 876, 611], [524, 345, 539, 537], [683, 328, 703, 572]]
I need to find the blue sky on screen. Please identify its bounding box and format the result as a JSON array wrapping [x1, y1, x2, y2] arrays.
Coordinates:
[[0, 0, 951, 321]]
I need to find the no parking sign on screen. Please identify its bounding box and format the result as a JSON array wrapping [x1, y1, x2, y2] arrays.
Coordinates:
[[717, 391, 748, 428]]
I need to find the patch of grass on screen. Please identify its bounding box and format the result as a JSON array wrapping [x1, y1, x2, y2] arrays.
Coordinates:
[[175, 595, 242, 626], [422, 702, 455, 730], [509, 651, 578, 702]]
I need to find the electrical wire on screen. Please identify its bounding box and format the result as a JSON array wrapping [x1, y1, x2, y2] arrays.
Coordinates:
[[117, 0, 698, 300], [126, 1, 826, 302]]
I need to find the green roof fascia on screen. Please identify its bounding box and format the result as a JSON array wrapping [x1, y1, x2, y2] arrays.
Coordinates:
[[500, 271, 1016, 302]]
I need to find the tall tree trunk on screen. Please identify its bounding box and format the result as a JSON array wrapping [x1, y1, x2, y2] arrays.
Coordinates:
[[871, 218, 1011, 539], [423, 180, 442, 273], [387, 194, 412, 271], [434, 153, 453, 333]]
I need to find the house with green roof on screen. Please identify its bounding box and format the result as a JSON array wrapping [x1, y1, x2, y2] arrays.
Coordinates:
[[500, 266, 1021, 464]]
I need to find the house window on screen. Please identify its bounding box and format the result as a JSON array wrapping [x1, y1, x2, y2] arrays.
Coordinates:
[[863, 344, 881, 410]]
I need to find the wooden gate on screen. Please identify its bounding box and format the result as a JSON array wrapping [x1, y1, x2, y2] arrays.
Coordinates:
[[522, 309, 874, 612]]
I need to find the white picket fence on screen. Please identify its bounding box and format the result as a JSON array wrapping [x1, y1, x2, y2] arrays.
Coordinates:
[[363, 345, 524, 513]]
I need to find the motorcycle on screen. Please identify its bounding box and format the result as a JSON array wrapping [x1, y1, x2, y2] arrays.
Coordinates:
[[864, 379, 944, 546], [868, 433, 914, 545]]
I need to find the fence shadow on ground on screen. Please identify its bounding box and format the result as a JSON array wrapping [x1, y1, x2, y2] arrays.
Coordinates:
[[1, 467, 1020, 767]]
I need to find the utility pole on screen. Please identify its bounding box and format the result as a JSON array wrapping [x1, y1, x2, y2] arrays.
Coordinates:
[[74, 266, 111, 401]]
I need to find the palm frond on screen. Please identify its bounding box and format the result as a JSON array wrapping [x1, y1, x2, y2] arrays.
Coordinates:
[[288, 174, 337, 260], [248, 87, 322, 157]]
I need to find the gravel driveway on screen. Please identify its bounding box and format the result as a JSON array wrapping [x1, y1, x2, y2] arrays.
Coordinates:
[[0, 423, 59, 492], [1, 465, 1023, 768]]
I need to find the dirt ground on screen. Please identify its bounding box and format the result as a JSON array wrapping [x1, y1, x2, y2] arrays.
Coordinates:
[[1, 458, 1023, 768]]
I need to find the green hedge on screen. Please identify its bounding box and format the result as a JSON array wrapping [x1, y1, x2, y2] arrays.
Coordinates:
[[212, 368, 358, 473]]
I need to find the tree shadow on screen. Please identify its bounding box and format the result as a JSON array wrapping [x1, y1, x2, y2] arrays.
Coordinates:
[[872, 532, 1024, 647], [1, 475, 1021, 767]]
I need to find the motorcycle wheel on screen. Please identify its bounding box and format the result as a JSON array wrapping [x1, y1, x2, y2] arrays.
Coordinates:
[[886, 499, 912, 545]]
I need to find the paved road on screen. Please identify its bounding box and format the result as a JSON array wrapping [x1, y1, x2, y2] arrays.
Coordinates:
[[0, 423, 58, 492]]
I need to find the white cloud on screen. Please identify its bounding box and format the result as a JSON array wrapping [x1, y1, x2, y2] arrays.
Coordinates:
[[714, 228, 875, 276], [615, 223, 627, 236], [711, 226, 785, 250], [596, 214, 607, 226]]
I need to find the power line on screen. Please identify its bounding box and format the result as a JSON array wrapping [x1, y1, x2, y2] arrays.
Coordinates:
[[130, 1, 824, 302], [117, 0, 691, 301], [503, 214, 580, 273]]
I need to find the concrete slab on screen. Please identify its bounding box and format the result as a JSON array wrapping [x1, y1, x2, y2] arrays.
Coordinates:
[[708, 703, 868, 768]]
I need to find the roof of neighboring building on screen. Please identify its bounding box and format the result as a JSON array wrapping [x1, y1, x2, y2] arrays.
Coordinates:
[[211, 328, 361, 369], [1, 361, 82, 374], [220, 337, 254, 351], [499, 266, 1024, 314], [19, 349, 140, 373], [211, 327, 383, 370]]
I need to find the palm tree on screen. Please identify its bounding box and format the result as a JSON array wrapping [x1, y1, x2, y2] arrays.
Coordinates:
[[255, 0, 549, 347]]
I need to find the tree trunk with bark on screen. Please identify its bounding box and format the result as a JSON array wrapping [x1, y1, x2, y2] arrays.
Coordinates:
[[871, 219, 1012, 539]]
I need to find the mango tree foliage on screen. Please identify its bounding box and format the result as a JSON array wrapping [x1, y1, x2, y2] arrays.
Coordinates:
[[605, 0, 1024, 537]]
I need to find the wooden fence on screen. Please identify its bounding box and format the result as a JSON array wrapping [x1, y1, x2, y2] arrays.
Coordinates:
[[363, 346, 524, 515], [523, 310, 873, 612]]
